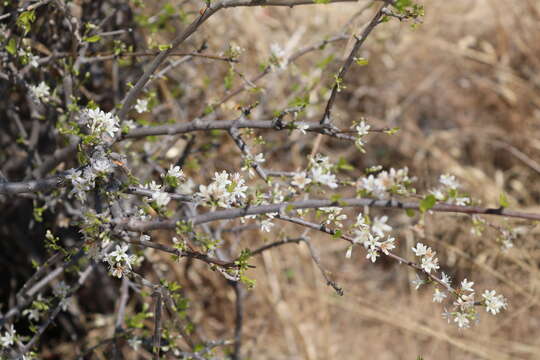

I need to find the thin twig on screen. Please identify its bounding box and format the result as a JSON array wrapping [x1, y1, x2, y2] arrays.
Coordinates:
[[152, 291, 163, 359]]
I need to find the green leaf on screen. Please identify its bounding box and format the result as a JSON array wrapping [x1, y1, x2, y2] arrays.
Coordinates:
[[6, 38, 17, 55], [419, 194, 436, 213], [83, 35, 102, 43], [499, 192, 509, 208], [224, 66, 234, 90], [158, 43, 172, 51], [354, 57, 369, 66], [384, 127, 400, 135], [17, 10, 36, 35], [336, 157, 354, 171], [406, 208, 416, 217]]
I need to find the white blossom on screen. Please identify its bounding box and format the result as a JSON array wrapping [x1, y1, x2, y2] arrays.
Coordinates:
[[53, 281, 70, 311], [310, 166, 338, 189], [230, 172, 248, 202], [366, 248, 379, 263], [104, 244, 137, 278], [482, 290, 508, 315], [260, 213, 277, 232], [430, 188, 446, 200], [85, 108, 120, 138], [270, 43, 288, 70], [371, 216, 392, 237], [29, 81, 51, 102], [440, 173, 460, 190], [134, 98, 149, 113], [355, 120, 370, 137], [91, 152, 115, 173], [152, 191, 171, 207], [253, 153, 266, 164], [433, 288, 447, 303], [421, 255, 440, 273], [0, 324, 16, 348], [454, 293, 475, 310], [28, 53, 40, 67], [412, 242, 429, 257], [460, 278, 474, 292], [358, 175, 386, 198], [291, 172, 311, 189], [320, 207, 347, 227], [440, 272, 452, 287], [345, 245, 354, 259], [352, 228, 371, 248], [411, 274, 425, 290], [23, 308, 40, 322], [297, 123, 309, 134], [379, 236, 396, 255], [128, 336, 142, 350], [177, 178, 195, 195], [166, 165, 184, 180], [454, 312, 470, 329]]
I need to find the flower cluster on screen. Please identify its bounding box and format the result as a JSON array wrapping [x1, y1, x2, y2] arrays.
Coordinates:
[[291, 171, 312, 189], [357, 167, 414, 199], [197, 171, 248, 209], [482, 289, 508, 315], [270, 43, 288, 70], [142, 181, 172, 208], [309, 154, 338, 189], [346, 214, 395, 260], [0, 324, 17, 349], [435, 280, 507, 329], [22, 294, 48, 322], [29, 81, 51, 103], [83, 107, 120, 140], [162, 165, 185, 187], [134, 97, 149, 113], [409, 246, 508, 329], [319, 207, 347, 227], [260, 212, 277, 232], [430, 173, 470, 205], [354, 120, 370, 152], [411, 242, 440, 273], [53, 281, 71, 311], [104, 244, 138, 278], [66, 148, 116, 202]]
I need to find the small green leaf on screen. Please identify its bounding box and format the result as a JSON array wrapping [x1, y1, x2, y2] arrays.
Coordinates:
[[158, 43, 172, 51], [336, 157, 354, 171], [17, 10, 36, 35], [354, 57, 369, 66], [406, 208, 416, 217], [419, 194, 436, 213], [6, 38, 17, 55], [384, 127, 400, 135], [83, 35, 102, 43], [499, 192, 509, 208]]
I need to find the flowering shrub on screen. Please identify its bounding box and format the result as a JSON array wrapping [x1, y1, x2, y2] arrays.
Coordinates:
[[0, 0, 537, 358]]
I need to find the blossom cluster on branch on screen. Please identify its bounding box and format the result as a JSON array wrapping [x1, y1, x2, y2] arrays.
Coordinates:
[[0, 0, 529, 358]]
